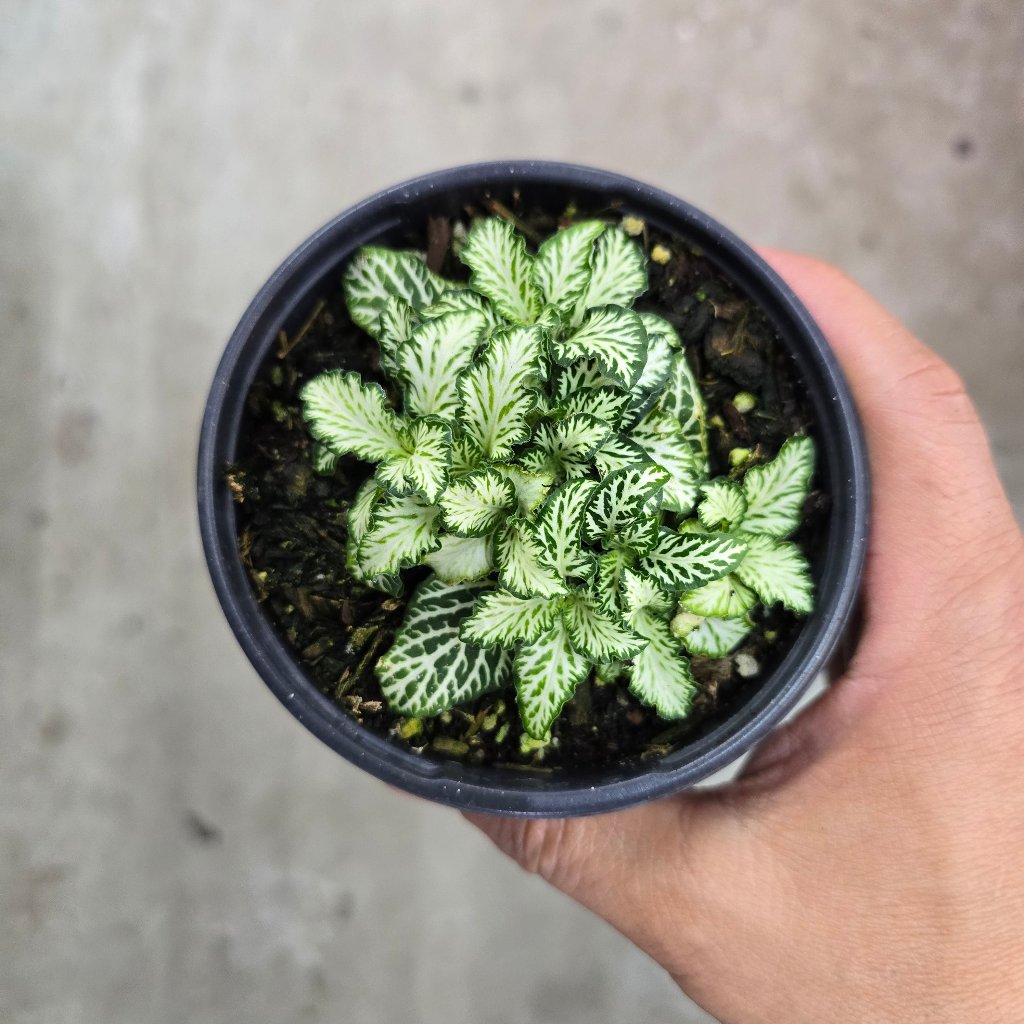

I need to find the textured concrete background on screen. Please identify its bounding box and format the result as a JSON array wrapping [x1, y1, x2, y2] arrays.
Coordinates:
[[2, 2, 1021, 1022]]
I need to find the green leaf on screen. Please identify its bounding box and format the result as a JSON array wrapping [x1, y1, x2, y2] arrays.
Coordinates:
[[533, 219, 607, 311], [423, 534, 495, 584], [357, 492, 441, 577], [658, 351, 708, 466], [555, 385, 631, 428], [583, 463, 669, 546], [554, 305, 648, 388], [494, 464, 555, 516], [635, 315, 677, 388], [698, 479, 748, 530], [420, 289, 506, 331], [312, 443, 339, 476], [678, 574, 758, 618], [575, 226, 648, 318], [377, 296, 416, 376], [397, 310, 488, 418], [625, 610, 696, 719], [534, 478, 599, 579], [637, 311, 681, 349], [377, 577, 511, 717], [376, 417, 451, 503], [514, 618, 591, 738], [345, 479, 402, 596], [630, 412, 702, 514], [301, 371, 407, 462], [562, 592, 646, 661], [496, 518, 569, 599], [678, 615, 753, 659], [343, 247, 448, 337], [529, 413, 612, 479], [460, 218, 542, 325], [638, 529, 748, 592], [460, 589, 561, 648], [439, 468, 516, 537], [457, 326, 545, 459], [741, 436, 816, 538], [733, 532, 814, 614], [593, 433, 648, 476]]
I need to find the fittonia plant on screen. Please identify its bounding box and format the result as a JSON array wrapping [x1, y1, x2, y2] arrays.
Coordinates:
[[300, 216, 816, 739]]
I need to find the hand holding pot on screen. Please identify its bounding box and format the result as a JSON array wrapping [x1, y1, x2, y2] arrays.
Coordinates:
[[468, 251, 1024, 1023]]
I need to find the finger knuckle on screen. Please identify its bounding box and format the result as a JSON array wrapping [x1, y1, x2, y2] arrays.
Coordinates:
[[508, 818, 577, 886]]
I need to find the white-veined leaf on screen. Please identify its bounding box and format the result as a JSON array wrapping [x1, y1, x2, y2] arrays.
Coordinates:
[[592, 547, 637, 613], [449, 434, 485, 478], [530, 413, 612, 478], [741, 436, 816, 537], [679, 615, 753, 659], [397, 310, 488, 418], [679, 574, 758, 618], [658, 351, 708, 466], [594, 433, 648, 476], [553, 359, 614, 399], [460, 589, 561, 648], [533, 219, 607, 311], [614, 514, 662, 557], [637, 311, 681, 349], [625, 611, 696, 719], [457, 326, 544, 458], [554, 305, 648, 388], [534, 478, 599, 579], [460, 218, 542, 325], [555, 385, 631, 428], [496, 518, 569, 599], [698, 479, 748, 530], [493, 464, 554, 516], [562, 592, 646, 661], [423, 534, 495, 584], [733, 532, 814, 614], [439, 468, 516, 537], [583, 463, 669, 545], [375, 417, 451, 502], [630, 412, 702, 514], [357, 492, 441, 577], [301, 370, 407, 462], [420, 289, 506, 331], [343, 247, 448, 337], [575, 226, 648, 319], [312, 443, 339, 476], [345, 479, 402, 595], [514, 618, 591, 738], [377, 577, 510, 717], [377, 296, 416, 375], [621, 568, 673, 617], [638, 528, 748, 592], [635, 317, 676, 389]]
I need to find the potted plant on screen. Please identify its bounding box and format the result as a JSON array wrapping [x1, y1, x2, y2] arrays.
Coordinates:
[[198, 161, 868, 816]]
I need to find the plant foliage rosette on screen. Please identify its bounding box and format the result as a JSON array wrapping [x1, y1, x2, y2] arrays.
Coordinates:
[[300, 217, 816, 739]]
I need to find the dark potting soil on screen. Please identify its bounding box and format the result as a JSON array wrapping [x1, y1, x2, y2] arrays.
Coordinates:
[[229, 196, 830, 773]]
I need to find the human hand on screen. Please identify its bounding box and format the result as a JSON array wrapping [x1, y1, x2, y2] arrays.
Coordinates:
[[465, 251, 1024, 1024]]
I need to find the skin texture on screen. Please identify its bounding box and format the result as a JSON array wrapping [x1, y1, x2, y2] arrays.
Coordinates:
[[465, 251, 1024, 1024]]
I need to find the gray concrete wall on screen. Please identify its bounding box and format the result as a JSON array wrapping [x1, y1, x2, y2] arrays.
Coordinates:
[[1, 2, 1021, 1022]]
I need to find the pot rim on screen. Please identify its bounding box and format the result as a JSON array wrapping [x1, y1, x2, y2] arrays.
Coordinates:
[[197, 160, 870, 817]]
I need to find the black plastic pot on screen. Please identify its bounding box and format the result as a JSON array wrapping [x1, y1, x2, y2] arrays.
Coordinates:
[[198, 161, 869, 817]]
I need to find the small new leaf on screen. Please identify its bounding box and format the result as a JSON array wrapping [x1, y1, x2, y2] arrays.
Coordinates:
[[741, 436, 816, 537], [563, 592, 646, 661], [638, 529, 748, 592], [534, 219, 607, 311], [460, 589, 561, 648], [678, 574, 758, 618], [698, 479, 748, 530], [583, 463, 669, 546], [300, 370, 406, 462], [576, 226, 648, 318], [343, 247, 448, 337], [530, 413, 613, 479], [514, 618, 591, 738], [733, 532, 814, 614], [357, 492, 441, 577], [439, 468, 516, 537], [496, 519, 569, 599], [679, 615, 753, 659], [376, 417, 452, 502], [460, 218, 542, 325], [554, 305, 648, 388], [626, 610, 697, 719], [423, 534, 495, 584], [534, 478, 599, 579]]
